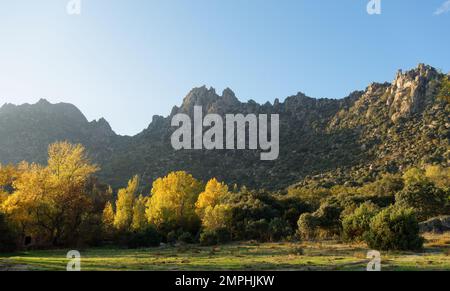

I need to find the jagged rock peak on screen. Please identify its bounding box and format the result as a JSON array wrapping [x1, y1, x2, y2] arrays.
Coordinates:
[[177, 86, 242, 115], [222, 87, 238, 101], [180, 86, 219, 110], [89, 118, 116, 136], [395, 63, 438, 81], [386, 64, 441, 122]]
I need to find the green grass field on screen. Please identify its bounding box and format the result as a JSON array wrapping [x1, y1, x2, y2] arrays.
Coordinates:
[[1, 233, 449, 271]]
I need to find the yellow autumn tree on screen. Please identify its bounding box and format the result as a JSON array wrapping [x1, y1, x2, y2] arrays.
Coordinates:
[[195, 178, 232, 231], [114, 175, 139, 231], [1, 163, 48, 238], [146, 171, 203, 231], [202, 204, 232, 231], [102, 201, 115, 234], [0, 164, 18, 187], [195, 178, 230, 218], [0, 164, 19, 205], [1, 142, 98, 246], [131, 195, 148, 231]]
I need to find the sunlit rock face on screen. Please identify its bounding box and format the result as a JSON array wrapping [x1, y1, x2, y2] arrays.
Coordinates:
[[386, 64, 440, 123]]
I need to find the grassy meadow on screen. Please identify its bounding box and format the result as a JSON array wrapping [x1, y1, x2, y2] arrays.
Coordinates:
[[1, 233, 449, 271]]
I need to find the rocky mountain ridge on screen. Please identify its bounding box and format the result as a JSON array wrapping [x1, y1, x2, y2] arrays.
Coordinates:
[[0, 64, 448, 191]]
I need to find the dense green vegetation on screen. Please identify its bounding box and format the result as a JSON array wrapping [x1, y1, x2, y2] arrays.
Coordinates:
[[1, 142, 448, 253]]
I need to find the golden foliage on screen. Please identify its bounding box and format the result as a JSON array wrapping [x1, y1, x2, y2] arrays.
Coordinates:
[[195, 178, 229, 218], [194, 178, 232, 231], [202, 204, 232, 231], [131, 195, 148, 231], [146, 171, 203, 230], [114, 175, 139, 231], [1, 142, 98, 245], [102, 201, 115, 232]]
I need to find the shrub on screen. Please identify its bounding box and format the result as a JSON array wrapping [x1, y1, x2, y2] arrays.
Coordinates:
[[199, 228, 232, 246], [395, 182, 447, 221], [268, 218, 292, 241], [199, 230, 218, 246], [127, 226, 161, 249], [364, 206, 424, 251], [297, 202, 343, 239], [297, 213, 319, 240], [314, 202, 342, 229], [214, 228, 232, 244], [437, 75, 450, 103], [245, 219, 270, 241], [342, 202, 380, 242]]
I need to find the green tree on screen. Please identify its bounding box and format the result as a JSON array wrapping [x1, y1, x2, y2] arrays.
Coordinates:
[[395, 182, 447, 221], [365, 205, 423, 251], [297, 213, 319, 240], [342, 202, 380, 242]]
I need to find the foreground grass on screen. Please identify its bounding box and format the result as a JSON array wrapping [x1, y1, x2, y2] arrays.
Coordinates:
[[1, 233, 449, 271]]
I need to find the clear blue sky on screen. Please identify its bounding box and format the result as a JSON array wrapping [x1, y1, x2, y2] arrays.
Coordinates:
[[0, 0, 449, 135]]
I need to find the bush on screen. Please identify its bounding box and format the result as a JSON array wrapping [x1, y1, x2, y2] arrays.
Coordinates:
[[214, 228, 232, 244], [199, 228, 231, 246], [297, 213, 319, 240], [364, 206, 424, 251], [296, 201, 343, 240], [395, 182, 448, 221], [342, 202, 380, 242], [166, 229, 196, 244], [268, 218, 292, 241], [314, 202, 342, 230], [0, 213, 17, 252], [127, 227, 161, 249], [245, 219, 270, 241], [199, 230, 218, 246]]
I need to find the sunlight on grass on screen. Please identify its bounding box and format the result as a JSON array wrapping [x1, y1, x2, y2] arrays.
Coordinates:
[[1, 233, 449, 271]]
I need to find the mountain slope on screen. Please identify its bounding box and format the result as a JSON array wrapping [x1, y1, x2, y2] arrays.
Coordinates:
[[0, 99, 128, 165], [0, 64, 448, 191]]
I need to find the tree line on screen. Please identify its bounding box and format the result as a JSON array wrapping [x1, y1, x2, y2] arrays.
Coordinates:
[[1, 142, 449, 252]]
